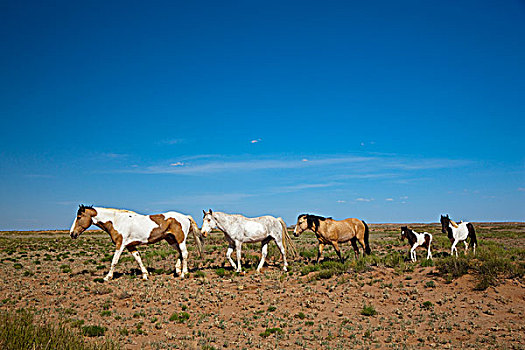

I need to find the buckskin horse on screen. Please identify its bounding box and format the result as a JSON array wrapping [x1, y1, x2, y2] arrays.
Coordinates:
[[70, 205, 203, 281], [201, 209, 296, 273], [440, 214, 477, 256], [294, 214, 371, 263]]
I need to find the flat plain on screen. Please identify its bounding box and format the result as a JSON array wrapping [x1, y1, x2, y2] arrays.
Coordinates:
[[0, 222, 524, 349]]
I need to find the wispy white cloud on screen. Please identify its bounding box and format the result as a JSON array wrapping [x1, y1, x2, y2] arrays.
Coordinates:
[[124, 155, 373, 175], [356, 197, 374, 202], [250, 138, 262, 144], [99, 152, 128, 159], [159, 138, 185, 145], [385, 198, 394, 201], [170, 162, 184, 167], [336, 200, 346, 203]]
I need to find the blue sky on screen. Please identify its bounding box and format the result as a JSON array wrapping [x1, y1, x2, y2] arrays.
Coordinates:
[[1, 0, 524, 230]]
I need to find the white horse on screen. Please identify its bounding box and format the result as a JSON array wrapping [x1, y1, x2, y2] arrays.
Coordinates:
[[201, 210, 296, 273], [400, 226, 432, 262], [70, 205, 203, 280], [440, 214, 477, 257]]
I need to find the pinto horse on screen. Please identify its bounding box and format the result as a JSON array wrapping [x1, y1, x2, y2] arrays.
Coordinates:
[[440, 214, 477, 257], [201, 210, 296, 273], [294, 214, 371, 263], [400, 226, 432, 262], [70, 205, 203, 281]]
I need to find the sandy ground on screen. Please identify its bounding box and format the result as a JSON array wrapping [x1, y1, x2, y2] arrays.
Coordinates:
[[0, 222, 524, 349]]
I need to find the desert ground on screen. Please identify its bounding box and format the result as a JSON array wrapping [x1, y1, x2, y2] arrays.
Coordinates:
[[0, 222, 524, 349]]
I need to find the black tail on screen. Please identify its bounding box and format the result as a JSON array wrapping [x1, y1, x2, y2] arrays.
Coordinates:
[[467, 222, 477, 248], [363, 221, 371, 255]]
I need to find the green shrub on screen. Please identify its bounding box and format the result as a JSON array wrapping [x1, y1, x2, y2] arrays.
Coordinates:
[[82, 325, 106, 337], [169, 312, 190, 323], [259, 327, 283, 338], [0, 309, 116, 349], [215, 268, 226, 277], [361, 304, 377, 316]]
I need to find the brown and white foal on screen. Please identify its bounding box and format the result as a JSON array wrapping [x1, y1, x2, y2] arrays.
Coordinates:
[[400, 226, 432, 262], [70, 205, 203, 281]]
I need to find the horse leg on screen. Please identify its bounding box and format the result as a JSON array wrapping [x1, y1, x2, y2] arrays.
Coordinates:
[[165, 236, 183, 277], [410, 244, 417, 262], [427, 245, 432, 260], [178, 241, 189, 278], [357, 236, 367, 258], [463, 241, 469, 255], [104, 245, 126, 281], [256, 238, 271, 272], [332, 242, 344, 263], [316, 243, 325, 264], [127, 246, 149, 280], [274, 237, 288, 272], [235, 241, 243, 273], [451, 240, 459, 257], [226, 243, 237, 270], [350, 238, 359, 260]]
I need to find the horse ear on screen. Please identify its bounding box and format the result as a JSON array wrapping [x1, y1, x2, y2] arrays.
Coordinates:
[[203, 210, 206, 216], [209, 209, 213, 214]]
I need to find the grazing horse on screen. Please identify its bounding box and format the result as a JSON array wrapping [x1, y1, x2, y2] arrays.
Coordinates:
[[200, 210, 296, 273], [400, 226, 432, 262], [440, 214, 477, 257], [293, 214, 371, 263], [70, 205, 203, 281]]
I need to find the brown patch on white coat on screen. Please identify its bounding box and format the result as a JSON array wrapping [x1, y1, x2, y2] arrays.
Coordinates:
[[70, 205, 204, 281]]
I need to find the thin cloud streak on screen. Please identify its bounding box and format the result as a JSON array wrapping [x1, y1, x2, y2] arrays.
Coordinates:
[[123, 155, 374, 175], [116, 154, 474, 177]]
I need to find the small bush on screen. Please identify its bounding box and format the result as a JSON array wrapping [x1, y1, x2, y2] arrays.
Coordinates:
[[215, 268, 226, 277], [361, 304, 377, 316], [295, 312, 306, 320], [82, 325, 106, 337], [422, 301, 433, 309], [169, 312, 190, 323], [259, 327, 283, 338]]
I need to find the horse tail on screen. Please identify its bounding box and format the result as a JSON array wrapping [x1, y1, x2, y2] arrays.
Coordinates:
[[362, 220, 371, 255], [467, 222, 477, 252], [188, 216, 204, 258], [279, 218, 297, 259]]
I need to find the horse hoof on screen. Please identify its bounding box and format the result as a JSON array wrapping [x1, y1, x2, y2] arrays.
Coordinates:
[[103, 276, 111, 282], [142, 274, 149, 280]]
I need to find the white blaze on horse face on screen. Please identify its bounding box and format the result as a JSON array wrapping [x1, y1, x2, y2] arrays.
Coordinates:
[[69, 218, 78, 235], [201, 215, 216, 235]]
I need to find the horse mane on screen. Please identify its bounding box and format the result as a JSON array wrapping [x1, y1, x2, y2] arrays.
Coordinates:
[[298, 214, 332, 232], [77, 204, 94, 215]]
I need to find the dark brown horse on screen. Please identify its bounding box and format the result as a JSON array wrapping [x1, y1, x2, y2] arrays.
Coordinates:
[[293, 214, 371, 263]]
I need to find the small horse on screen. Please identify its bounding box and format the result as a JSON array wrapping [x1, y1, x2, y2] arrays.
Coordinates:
[[440, 214, 477, 257], [200, 210, 296, 273], [293, 214, 371, 263], [400, 226, 432, 262], [70, 205, 204, 281]]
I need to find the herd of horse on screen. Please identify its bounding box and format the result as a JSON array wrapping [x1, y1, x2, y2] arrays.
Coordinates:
[[69, 205, 478, 281]]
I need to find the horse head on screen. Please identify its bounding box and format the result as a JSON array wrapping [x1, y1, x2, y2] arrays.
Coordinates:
[[293, 214, 309, 236], [440, 215, 450, 234], [70, 205, 97, 239], [400, 226, 409, 240], [201, 209, 218, 236]]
